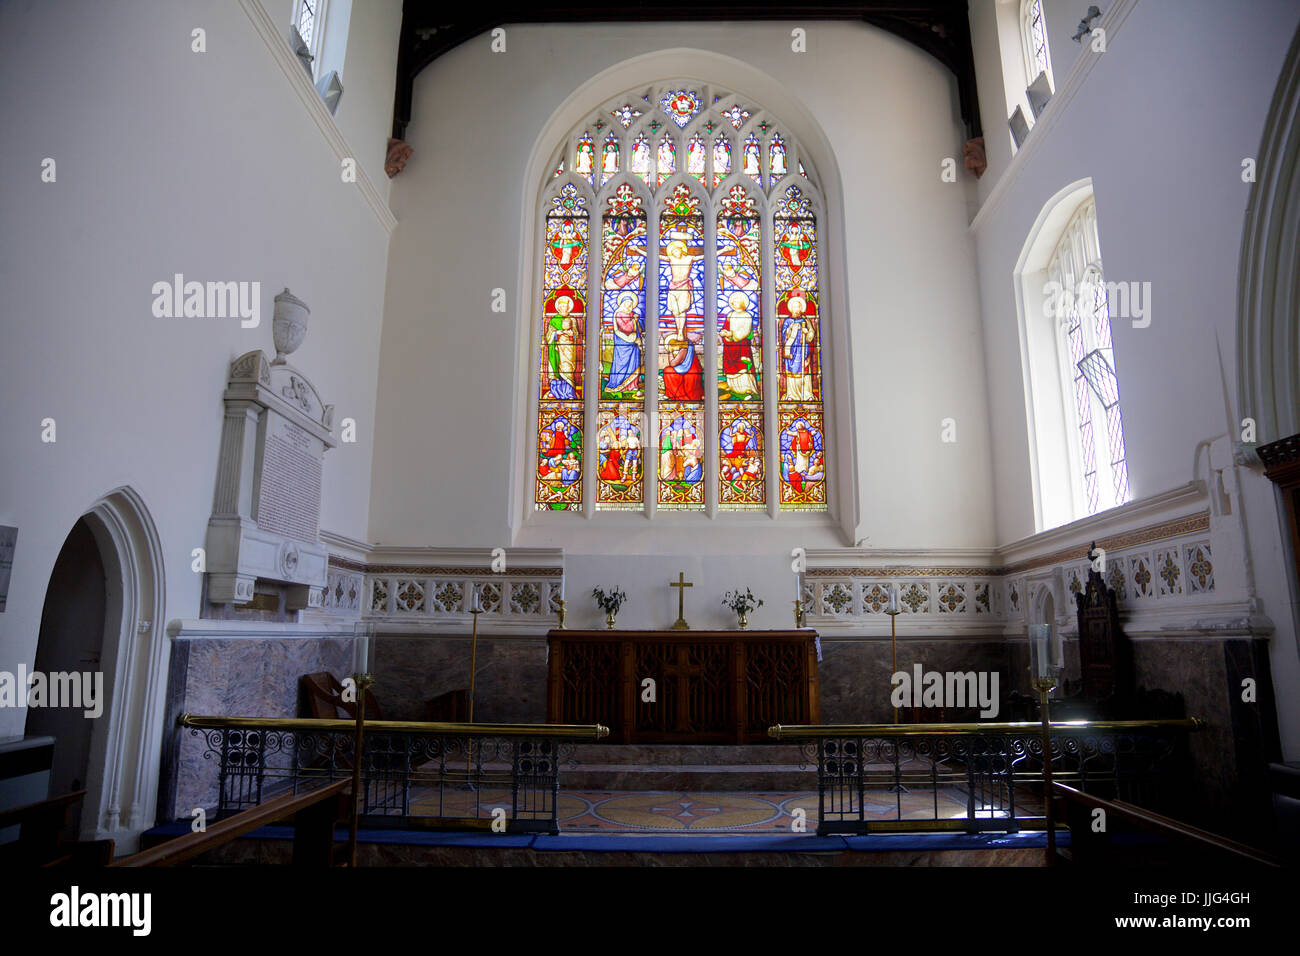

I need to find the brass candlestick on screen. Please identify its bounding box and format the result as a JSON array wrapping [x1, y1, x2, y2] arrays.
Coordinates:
[[885, 606, 901, 724], [465, 605, 483, 784], [347, 671, 373, 867], [792, 599, 806, 629], [1033, 674, 1059, 865], [556, 597, 567, 629]]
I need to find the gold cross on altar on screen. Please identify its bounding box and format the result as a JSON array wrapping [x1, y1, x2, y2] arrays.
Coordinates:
[[670, 571, 693, 630]]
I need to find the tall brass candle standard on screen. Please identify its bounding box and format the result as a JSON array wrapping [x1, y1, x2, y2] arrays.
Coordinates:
[[348, 672, 373, 867], [466, 602, 483, 782], [1033, 674, 1059, 865]]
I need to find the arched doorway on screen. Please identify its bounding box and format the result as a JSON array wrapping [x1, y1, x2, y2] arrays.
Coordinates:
[[26, 519, 109, 839], [24, 488, 166, 851]]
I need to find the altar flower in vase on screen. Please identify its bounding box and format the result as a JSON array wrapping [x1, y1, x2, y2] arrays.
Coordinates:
[[593, 586, 628, 629], [722, 587, 764, 629]]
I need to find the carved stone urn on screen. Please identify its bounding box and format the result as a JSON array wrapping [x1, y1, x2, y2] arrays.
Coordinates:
[[272, 288, 310, 365]]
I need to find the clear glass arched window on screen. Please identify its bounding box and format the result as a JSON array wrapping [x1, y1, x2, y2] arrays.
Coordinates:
[[1021, 0, 1054, 90], [1046, 198, 1130, 515], [535, 83, 828, 516]]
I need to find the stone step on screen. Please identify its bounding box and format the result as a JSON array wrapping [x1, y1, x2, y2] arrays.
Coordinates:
[[558, 743, 814, 790], [568, 744, 810, 765]]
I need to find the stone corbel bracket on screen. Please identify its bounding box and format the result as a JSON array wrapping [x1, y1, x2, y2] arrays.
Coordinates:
[[205, 350, 337, 608]]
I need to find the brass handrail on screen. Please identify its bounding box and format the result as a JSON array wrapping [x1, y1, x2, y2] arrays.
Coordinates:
[[180, 713, 610, 738], [767, 718, 1204, 739]]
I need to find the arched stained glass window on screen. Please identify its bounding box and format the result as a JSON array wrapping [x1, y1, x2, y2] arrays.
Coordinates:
[[535, 83, 829, 516]]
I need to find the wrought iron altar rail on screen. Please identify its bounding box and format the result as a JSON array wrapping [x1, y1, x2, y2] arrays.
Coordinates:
[[180, 715, 608, 835], [768, 719, 1202, 836]]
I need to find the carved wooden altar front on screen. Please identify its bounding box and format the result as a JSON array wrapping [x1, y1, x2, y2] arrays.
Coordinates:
[[545, 630, 820, 744]]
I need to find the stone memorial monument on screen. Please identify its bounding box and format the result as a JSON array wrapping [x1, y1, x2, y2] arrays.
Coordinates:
[[204, 288, 335, 610]]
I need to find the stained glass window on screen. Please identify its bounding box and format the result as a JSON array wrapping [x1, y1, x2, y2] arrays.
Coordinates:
[[601, 132, 620, 185], [687, 134, 707, 186], [775, 186, 826, 511], [717, 186, 764, 509], [598, 185, 647, 510], [713, 136, 732, 188], [536, 183, 588, 511], [536, 84, 829, 519], [658, 184, 706, 510], [657, 136, 676, 188]]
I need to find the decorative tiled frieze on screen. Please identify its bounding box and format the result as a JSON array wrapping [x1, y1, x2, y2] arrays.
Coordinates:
[[1185, 544, 1214, 593], [805, 533, 1216, 627], [321, 566, 363, 611], [362, 568, 564, 622]]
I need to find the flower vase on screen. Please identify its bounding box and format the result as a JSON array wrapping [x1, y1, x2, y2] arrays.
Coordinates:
[[737, 610, 748, 630], [606, 612, 617, 630]]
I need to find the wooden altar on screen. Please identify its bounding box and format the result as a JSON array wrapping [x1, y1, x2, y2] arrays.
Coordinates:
[[546, 629, 820, 744]]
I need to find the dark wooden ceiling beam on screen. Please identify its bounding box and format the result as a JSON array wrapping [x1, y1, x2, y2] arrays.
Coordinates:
[[392, 1, 981, 142]]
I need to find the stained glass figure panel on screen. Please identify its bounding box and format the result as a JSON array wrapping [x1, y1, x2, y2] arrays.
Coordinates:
[[687, 134, 707, 185], [713, 136, 732, 188], [657, 136, 677, 188], [716, 191, 762, 404], [775, 186, 826, 511], [601, 133, 620, 185], [658, 186, 706, 404], [778, 407, 826, 509], [601, 185, 647, 403], [720, 405, 765, 509], [630, 133, 651, 186], [575, 132, 596, 185], [596, 404, 643, 509], [742, 133, 761, 186], [536, 184, 589, 511], [537, 404, 583, 511], [769, 132, 787, 185], [657, 404, 705, 509]]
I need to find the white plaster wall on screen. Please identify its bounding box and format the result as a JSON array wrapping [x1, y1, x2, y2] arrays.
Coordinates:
[[370, 21, 995, 567], [0, 0, 397, 737], [330, 0, 402, 199], [968, 0, 1300, 756]]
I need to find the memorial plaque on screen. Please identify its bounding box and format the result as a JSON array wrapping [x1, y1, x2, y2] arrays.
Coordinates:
[[0, 526, 16, 612], [255, 412, 322, 543]]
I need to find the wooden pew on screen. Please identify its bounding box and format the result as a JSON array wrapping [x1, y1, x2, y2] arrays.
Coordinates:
[[114, 779, 352, 867], [1052, 782, 1282, 867], [0, 789, 114, 866]]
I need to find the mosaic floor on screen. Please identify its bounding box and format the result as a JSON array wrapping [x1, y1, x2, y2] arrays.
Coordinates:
[[406, 787, 1036, 833]]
